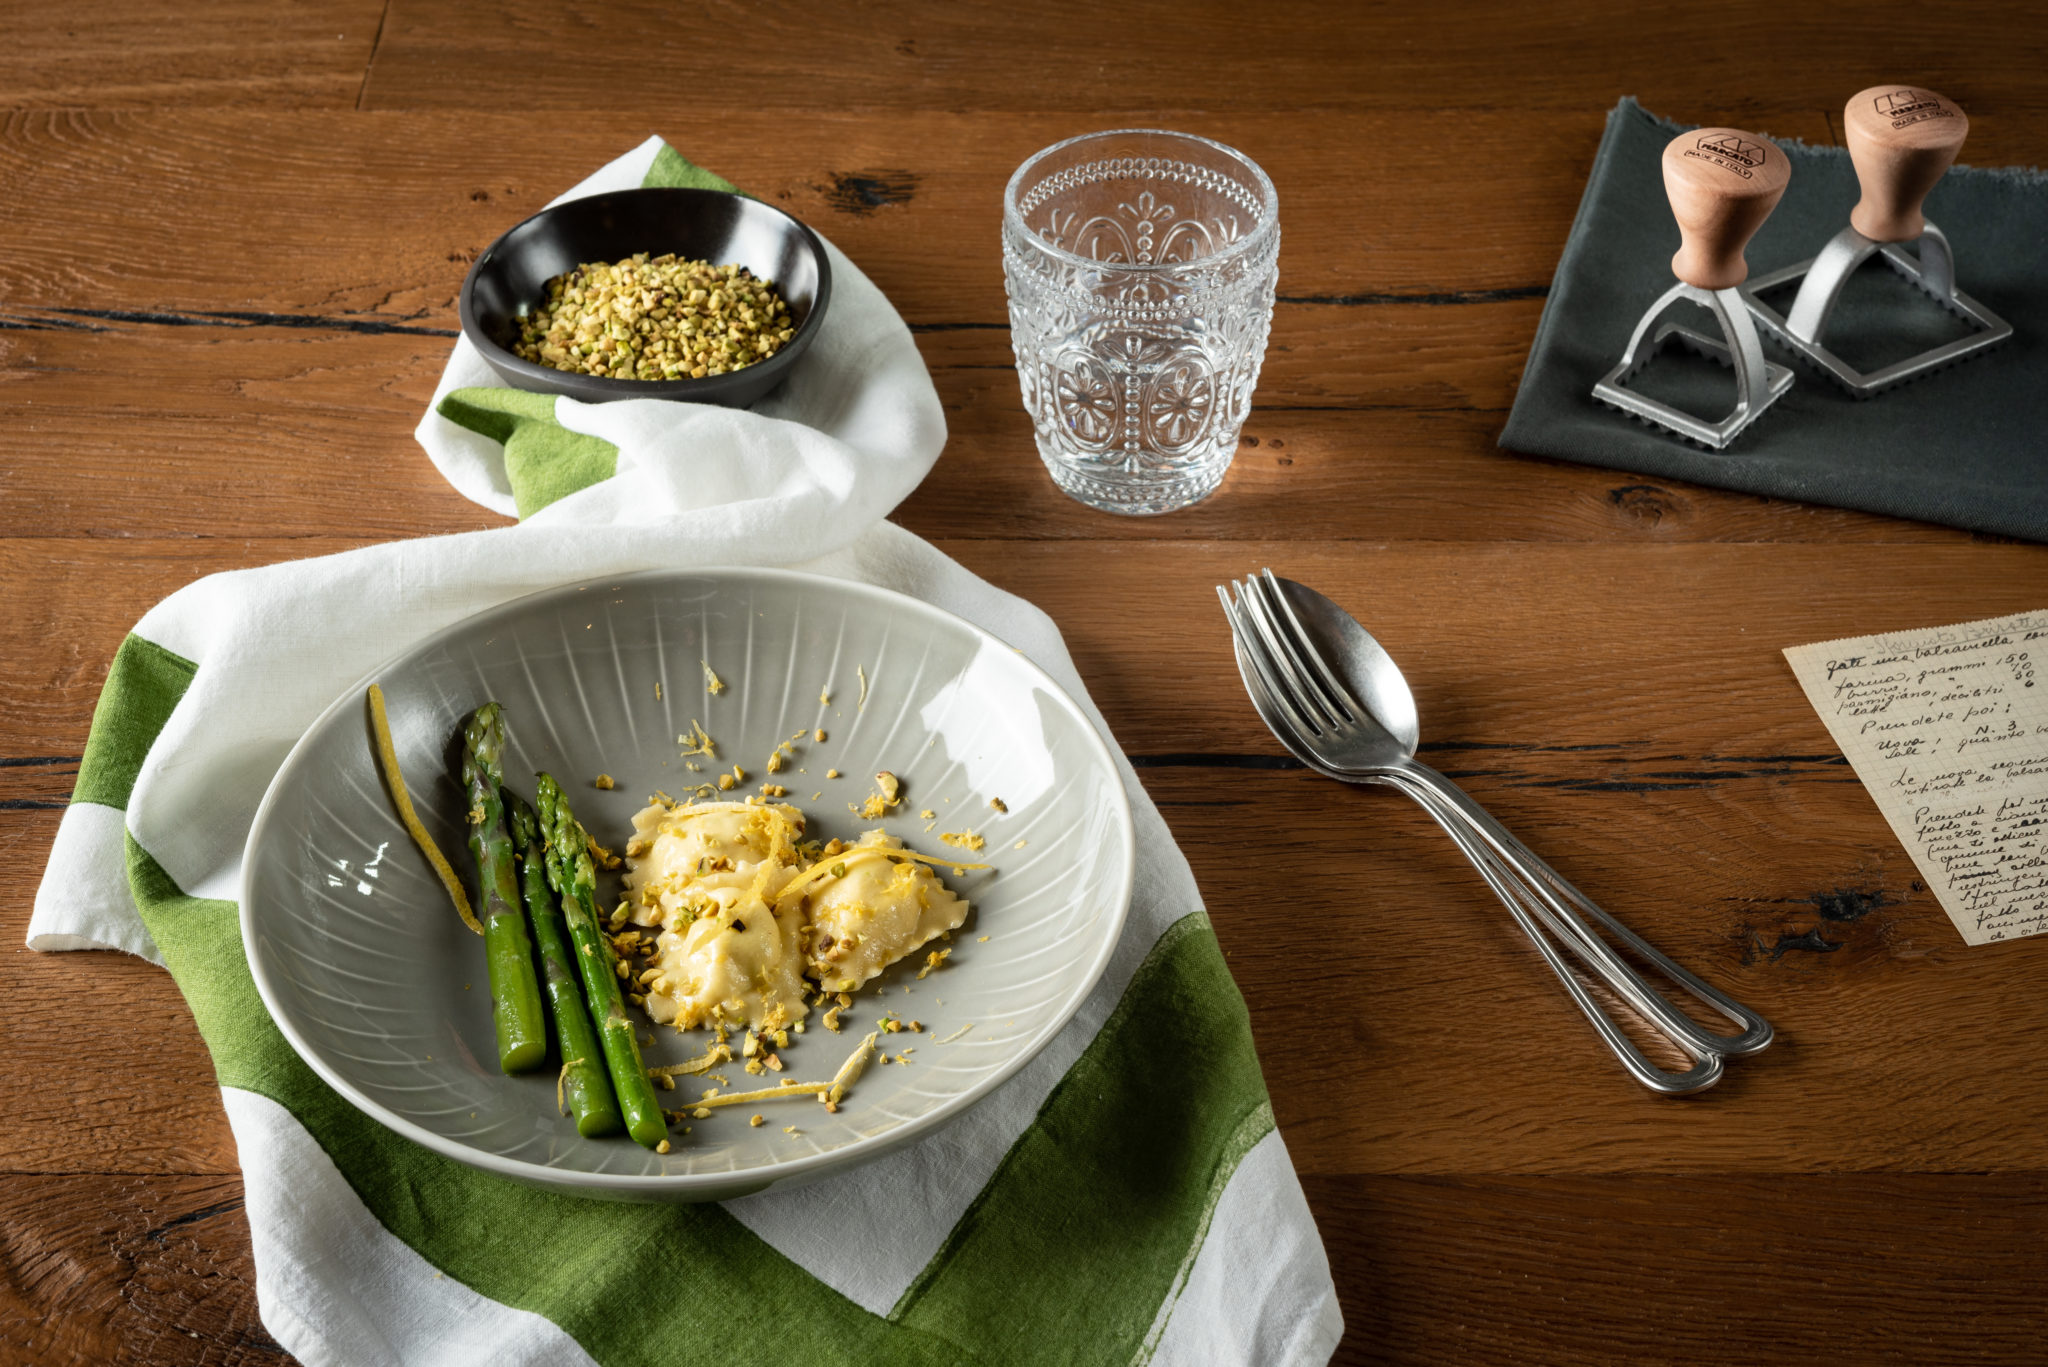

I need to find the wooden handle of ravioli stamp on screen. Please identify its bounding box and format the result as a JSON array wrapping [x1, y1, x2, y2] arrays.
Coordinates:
[[1661, 128, 1792, 290], [1845, 85, 1969, 242]]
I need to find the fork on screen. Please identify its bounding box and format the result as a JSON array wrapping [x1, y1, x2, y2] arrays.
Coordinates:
[[1219, 571, 1773, 1095]]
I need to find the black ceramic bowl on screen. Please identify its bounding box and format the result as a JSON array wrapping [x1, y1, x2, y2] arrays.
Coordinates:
[[458, 187, 833, 408]]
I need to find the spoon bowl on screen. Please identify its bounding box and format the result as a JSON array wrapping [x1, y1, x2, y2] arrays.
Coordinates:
[[1267, 576, 1421, 765]]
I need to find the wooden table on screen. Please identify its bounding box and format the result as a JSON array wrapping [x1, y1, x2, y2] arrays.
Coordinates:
[[5, 4, 2045, 1362]]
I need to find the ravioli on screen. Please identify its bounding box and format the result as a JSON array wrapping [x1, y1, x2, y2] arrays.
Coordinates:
[[620, 798, 975, 1025], [623, 801, 811, 1030], [800, 831, 970, 994], [622, 801, 806, 913], [641, 889, 810, 1031]]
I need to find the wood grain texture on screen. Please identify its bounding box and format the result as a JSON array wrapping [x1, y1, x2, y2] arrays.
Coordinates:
[[0, 1174, 281, 1364], [5, 1168, 2039, 1367], [0, 3, 387, 109], [358, 0, 2048, 125], [5, 106, 2043, 321], [7, 3, 2048, 1362], [1312, 1172, 2048, 1365], [0, 846, 239, 1177]]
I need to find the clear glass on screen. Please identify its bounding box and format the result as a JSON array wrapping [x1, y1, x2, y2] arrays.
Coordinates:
[[1003, 129, 1279, 515]]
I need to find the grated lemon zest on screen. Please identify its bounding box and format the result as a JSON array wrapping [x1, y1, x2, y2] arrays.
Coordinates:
[[678, 719, 717, 759], [646, 1045, 731, 1079], [691, 1083, 829, 1110]]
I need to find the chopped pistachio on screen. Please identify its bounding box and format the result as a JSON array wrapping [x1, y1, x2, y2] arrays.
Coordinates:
[[514, 253, 797, 382]]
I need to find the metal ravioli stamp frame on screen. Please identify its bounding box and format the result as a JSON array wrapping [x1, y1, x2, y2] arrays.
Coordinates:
[[1591, 281, 1795, 451], [1737, 221, 2013, 399]]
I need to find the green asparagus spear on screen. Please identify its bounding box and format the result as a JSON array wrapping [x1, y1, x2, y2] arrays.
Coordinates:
[[461, 705, 549, 1075], [535, 772, 668, 1150], [507, 792, 622, 1138]]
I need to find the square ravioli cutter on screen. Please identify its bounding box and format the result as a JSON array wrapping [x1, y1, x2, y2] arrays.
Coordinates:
[[1592, 127, 1795, 450], [1739, 85, 2012, 398]]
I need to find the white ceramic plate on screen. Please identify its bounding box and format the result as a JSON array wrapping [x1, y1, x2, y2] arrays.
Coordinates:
[[241, 568, 1135, 1201]]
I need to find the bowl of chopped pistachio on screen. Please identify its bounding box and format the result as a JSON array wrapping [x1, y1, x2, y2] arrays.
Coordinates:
[[459, 186, 833, 407]]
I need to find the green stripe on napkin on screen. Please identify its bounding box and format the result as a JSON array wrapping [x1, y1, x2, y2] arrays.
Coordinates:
[[437, 388, 619, 520], [643, 145, 738, 195], [132, 815, 1263, 1363], [437, 144, 743, 521], [74, 635, 195, 809], [893, 912, 1273, 1357]]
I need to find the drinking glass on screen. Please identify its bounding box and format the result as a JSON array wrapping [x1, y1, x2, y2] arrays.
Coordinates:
[[1002, 129, 1279, 515]]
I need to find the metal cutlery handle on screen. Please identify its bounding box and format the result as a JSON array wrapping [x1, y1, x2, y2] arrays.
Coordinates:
[[1375, 773, 1725, 1095], [1391, 760, 1774, 1059]]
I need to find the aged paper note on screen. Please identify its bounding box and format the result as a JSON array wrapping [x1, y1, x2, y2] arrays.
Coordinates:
[[1784, 609, 2048, 946]]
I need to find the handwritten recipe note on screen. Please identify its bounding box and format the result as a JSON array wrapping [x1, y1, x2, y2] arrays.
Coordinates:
[[1784, 609, 2048, 946]]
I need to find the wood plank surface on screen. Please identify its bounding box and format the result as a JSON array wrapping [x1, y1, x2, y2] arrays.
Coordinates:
[[0, 1174, 280, 1364], [1313, 1173, 2048, 1365], [358, 0, 2048, 124], [0, 4, 387, 109], [6, 4, 2047, 1364], [7, 315, 1992, 546]]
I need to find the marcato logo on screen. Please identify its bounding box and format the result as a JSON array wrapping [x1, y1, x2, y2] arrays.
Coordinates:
[[1684, 133, 1766, 179], [1873, 89, 1955, 128], [1695, 133, 1766, 168]]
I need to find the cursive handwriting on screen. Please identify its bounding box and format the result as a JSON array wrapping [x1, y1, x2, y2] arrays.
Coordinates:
[[1788, 610, 2048, 946]]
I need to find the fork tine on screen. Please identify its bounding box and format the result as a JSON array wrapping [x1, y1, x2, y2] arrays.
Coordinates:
[[1236, 573, 1343, 732], [1257, 568, 1372, 724], [1219, 583, 1314, 736], [1231, 577, 1331, 732], [1243, 571, 1351, 726], [1217, 583, 1321, 742]]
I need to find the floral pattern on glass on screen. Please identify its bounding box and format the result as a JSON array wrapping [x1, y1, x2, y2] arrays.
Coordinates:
[[1049, 354, 1120, 452], [1043, 189, 1241, 266], [1144, 354, 1216, 453]]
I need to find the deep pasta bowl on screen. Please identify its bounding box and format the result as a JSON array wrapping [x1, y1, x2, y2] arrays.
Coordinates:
[[240, 568, 1134, 1201]]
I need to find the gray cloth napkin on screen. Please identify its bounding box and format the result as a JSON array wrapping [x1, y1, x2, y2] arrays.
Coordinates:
[[1501, 98, 2048, 541]]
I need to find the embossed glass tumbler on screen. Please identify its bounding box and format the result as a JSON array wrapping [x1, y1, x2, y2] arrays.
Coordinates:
[[1003, 130, 1279, 515]]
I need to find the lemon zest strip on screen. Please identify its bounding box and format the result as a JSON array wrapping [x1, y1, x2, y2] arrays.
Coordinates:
[[367, 683, 481, 935]]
